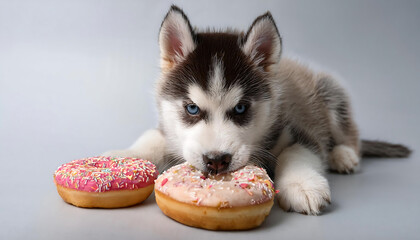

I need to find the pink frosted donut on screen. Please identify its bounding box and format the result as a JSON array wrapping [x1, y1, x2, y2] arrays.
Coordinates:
[[155, 163, 276, 230], [54, 156, 158, 208]]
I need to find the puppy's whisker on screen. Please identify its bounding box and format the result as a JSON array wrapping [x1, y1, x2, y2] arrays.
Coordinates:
[[159, 153, 185, 172], [248, 146, 279, 178]]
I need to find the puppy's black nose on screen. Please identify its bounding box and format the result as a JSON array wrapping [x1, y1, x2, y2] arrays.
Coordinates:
[[203, 152, 232, 174]]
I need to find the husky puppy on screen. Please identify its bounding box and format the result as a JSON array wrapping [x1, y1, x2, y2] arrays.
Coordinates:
[[104, 5, 410, 215]]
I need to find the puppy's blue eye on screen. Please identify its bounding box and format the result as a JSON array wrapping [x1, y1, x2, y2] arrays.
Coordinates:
[[234, 104, 246, 114], [186, 104, 200, 115]]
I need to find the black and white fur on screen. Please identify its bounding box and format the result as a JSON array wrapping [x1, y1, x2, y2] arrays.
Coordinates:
[[104, 5, 411, 215]]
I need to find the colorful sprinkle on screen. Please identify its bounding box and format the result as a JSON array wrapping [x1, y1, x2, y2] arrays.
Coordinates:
[[161, 178, 168, 186]]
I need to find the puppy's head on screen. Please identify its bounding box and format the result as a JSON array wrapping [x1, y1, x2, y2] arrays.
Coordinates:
[[156, 5, 282, 174]]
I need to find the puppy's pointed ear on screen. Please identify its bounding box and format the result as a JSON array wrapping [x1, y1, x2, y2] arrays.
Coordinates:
[[242, 12, 282, 69], [159, 5, 196, 72]]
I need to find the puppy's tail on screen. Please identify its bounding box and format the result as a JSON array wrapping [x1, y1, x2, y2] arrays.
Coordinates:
[[361, 140, 412, 158]]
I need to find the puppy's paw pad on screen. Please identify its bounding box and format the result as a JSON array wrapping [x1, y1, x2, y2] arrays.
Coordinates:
[[329, 145, 359, 173], [277, 175, 331, 215]]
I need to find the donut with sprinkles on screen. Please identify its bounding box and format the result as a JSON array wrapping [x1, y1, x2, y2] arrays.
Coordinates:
[[54, 156, 158, 208], [155, 163, 276, 230]]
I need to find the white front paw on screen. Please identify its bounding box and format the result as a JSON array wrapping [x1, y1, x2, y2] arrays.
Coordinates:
[[277, 173, 331, 215]]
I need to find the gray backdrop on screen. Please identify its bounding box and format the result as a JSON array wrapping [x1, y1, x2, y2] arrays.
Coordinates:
[[1, 0, 419, 239]]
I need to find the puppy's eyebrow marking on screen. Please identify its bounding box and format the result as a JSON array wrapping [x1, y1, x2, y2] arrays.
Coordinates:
[[188, 85, 210, 108]]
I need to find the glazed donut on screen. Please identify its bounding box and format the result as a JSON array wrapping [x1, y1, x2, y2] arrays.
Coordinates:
[[54, 156, 158, 208], [155, 163, 276, 230]]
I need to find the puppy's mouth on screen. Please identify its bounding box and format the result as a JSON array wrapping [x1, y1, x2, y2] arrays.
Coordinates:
[[183, 145, 253, 174], [186, 153, 244, 175], [203, 167, 230, 175], [189, 147, 276, 177]]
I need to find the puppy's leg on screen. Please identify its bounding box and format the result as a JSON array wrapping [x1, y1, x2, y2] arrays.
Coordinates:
[[328, 111, 360, 173], [327, 100, 360, 173], [316, 74, 361, 173], [275, 144, 331, 215], [102, 129, 166, 168]]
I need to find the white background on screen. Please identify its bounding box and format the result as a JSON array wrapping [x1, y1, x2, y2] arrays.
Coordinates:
[[1, 0, 419, 239]]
